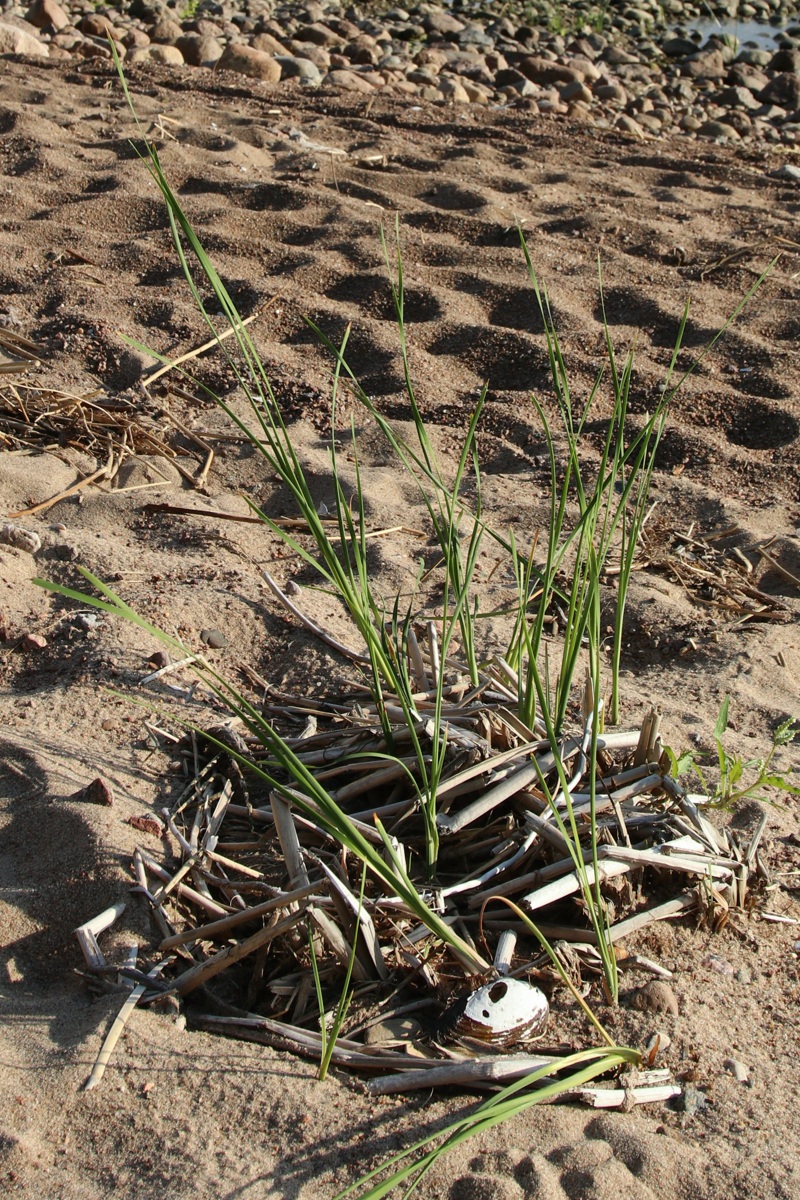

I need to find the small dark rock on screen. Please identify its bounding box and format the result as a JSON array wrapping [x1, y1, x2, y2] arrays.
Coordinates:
[[71, 777, 114, 806], [147, 649, 170, 669], [662, 36, 698, 57], [759, 72, 800, 109], [200, 628, 227, 649], [677, 1083, 708, 1116], [769, 48, 800, 75], [128, 814, 164, 837]]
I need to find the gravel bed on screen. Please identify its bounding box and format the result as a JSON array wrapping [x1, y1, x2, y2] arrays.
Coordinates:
[[2, 0, 800, 146]]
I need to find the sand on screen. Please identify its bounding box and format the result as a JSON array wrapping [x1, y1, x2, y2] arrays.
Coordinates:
[[1, 54, 800, 1200]]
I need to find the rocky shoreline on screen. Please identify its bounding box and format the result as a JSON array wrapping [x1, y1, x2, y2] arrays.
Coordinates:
[[2, 0, 800, 147]]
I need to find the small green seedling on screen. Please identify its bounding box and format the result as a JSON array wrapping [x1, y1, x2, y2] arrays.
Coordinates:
[[665, 698, 800, 808]]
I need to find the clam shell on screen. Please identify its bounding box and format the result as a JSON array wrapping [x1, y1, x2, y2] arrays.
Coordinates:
[[437, 978, 549, 1047]]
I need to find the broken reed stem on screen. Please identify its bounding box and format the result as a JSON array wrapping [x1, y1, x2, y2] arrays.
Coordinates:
[[170, 908, 307, 996], [84, 959, 170, 1091]]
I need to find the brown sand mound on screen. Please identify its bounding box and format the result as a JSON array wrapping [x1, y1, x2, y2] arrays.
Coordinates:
[[1, 57, 799, 1200]]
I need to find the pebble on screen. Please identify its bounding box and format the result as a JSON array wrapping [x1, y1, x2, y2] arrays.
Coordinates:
[[217, 42, 282, 81], [703, 953, 736, 977], [200, 627, 228, 649], [19, 631, 47, 650], [678, 1083, 709, 1117], [723, 1057, 750, 1084], [70, 776, 114, 806], [0, 523, 41, 554], [0, 18, 49, 56], [1, 0, 799, 147], [26, 0, 69, 30], [629, 980, 680, 1015], [772, 162, 800, 181]]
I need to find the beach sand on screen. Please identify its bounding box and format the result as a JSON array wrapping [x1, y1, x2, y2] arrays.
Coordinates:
[[1, 55, 799, 1200]]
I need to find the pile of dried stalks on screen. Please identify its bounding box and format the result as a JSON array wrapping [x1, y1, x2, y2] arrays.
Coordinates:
[[76, 660, 765, 1099]]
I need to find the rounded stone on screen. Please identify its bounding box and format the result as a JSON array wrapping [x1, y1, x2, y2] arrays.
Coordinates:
[[285, 40, 329, 68], [217, 43, 282, 82], [200, 628, 227, 649], [149, 17, 182, 44], [294, 21, 342, 47], [698, 119, 742, 140], [760, 73, 800, 110], [595, 81, 628, 103], [0, 20, 49, 56], [520, 55, 585, 85], [616, 112, 645, 136], [438, 76, 471, 102], [250, 31, 288, 55], [122, 28, 150, 49], [276, 54, 321, 83], [679, 49, 726, 80], [26, 0, 69, 31], [629, 981, 680, 1015], [422, 12, 466, 37], [176, 34, 222, 67], [128, 43, 184, 65], [560, 79, 593, 103], [323, 68, 376, 92]]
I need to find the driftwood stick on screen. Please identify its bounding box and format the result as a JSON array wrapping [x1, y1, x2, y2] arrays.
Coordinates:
[[204, 848, 264, 879], [426, 621, 440, 690], [8, 463, 109, 518], [437, 761, 541, 835], [598, 842, 737, 877], [202, 781, 233, 849], [190, 1013, 444, 1069], [745, 810, 769, 867], [522, 858, 633, 913], [317, 859, 388, 980], [331, 759, 422, 804], [606, 892, 697, 940], [138, 849, 230, 917], [406, 623, 430, 692], [308, 906, 370, 983], [522, 811, 571, 854], [144, 304, 270, 383], [493, 930, 517, 976], [132, 850, 175, 942], [367, 1054, 561, 1095]]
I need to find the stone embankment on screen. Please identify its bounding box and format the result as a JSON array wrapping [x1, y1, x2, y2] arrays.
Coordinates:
[[1, 0, 800, 145]]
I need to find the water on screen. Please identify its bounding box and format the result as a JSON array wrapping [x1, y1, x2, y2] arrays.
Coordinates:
[[670, 17, 796, 49]]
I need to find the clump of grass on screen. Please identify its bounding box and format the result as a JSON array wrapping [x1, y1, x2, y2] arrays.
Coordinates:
[[35, 61, 777, 1182]]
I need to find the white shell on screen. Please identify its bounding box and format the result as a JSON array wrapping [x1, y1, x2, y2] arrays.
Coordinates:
[[440, 978, 549, 1046]]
